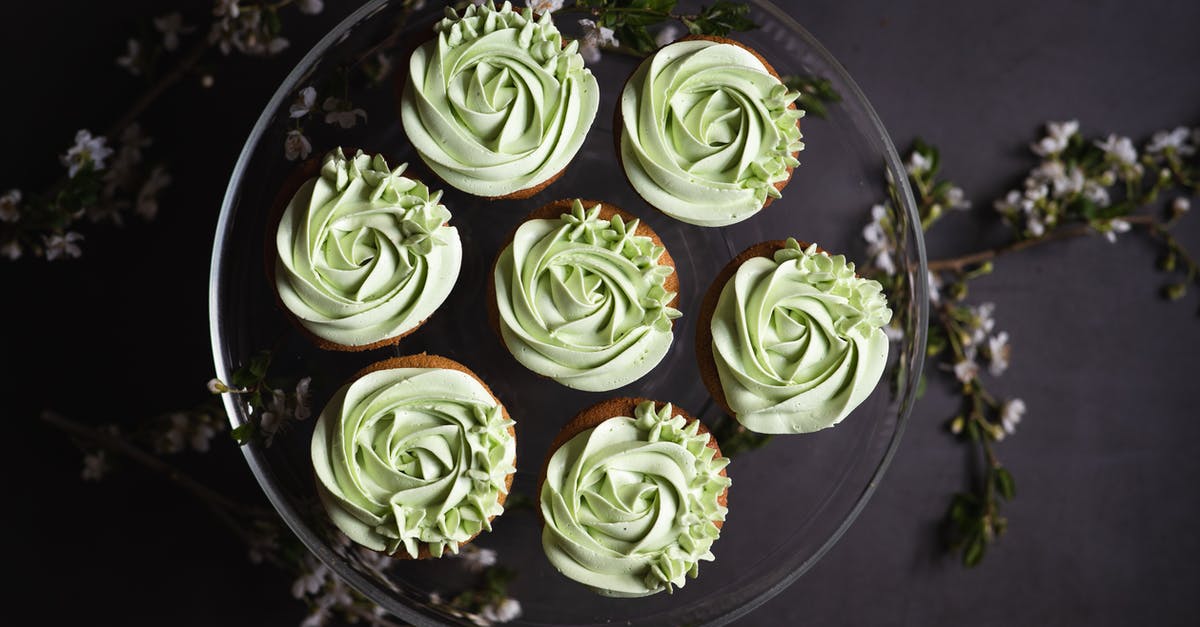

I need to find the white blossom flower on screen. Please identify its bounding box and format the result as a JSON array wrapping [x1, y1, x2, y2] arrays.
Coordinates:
[[43, 232, 84, 261], [0, 189, 20, 222], [294, 376, 313, 421], [207, 378, 230, 393], [292, 557, 330, 599], [987, 331, 1010, 376], [82, 451, 109, 481], [214, 0, 240, 18], [1146, 126, 1195, 156], [862, 203, 896, 276], [927, 270, 942, 305], [1, 240, 20, 261], [1094, 134, 1138, 167], [266, 37, 290, 54], [159, 413, 190, 453], [285, 129, 313, 161], [1030, 119, 1079, 157], [953, 358, 979, 384], [946, 186, 971, 210], [993, 189, 1023, 215], [190, 420, 218, 453], [578, 19, 617, 64], [290, 87, 317, 118], [480, 598, 522, 623], [1173, 197, 1191, 214], [1051, 166, 1084, 198], [298, 0, 325, 15], [260, 388, 290, 446], [62, 129, 114, 177], [116, 39, 143, 75], [103, 124, 153, 199], [429, 591, 444, 605], [656, 23, 682, 47], [458, 546, 498, 572], [1026, 213, 1046, 237], [153, 13, 194, 51], [969, 302, 996, 345], [1082, 180, 1110, 207], [1000, 398, 1026, 435], [136, 166, 172, 220], [528, 0, 564, 15], [1103, 218, 1130, 243], [323, 97, 368, 129], [299, 606, 330, 627], [905, 151, 931, 176]]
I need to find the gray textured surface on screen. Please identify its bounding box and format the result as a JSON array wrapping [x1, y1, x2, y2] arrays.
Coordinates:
[[5, 1, 1198, 625]]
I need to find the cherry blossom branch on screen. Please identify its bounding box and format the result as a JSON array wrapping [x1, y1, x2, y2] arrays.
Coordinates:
[[927, 214, 1157, 273], [40, 410, 268, 518], [105, 37, 211, 145]]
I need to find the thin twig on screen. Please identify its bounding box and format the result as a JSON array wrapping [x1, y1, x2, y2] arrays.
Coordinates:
[[40, 411, 267, 517], [927, 214, 1157, 273]]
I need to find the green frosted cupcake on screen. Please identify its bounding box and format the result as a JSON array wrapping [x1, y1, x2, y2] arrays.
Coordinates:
[[697, 238, 893, 434], [619, 36, 805, 227], [311, 355, 516, 558], [539, 398, 730, 597], [401, 1, 600, 199], [489, 199, 681, 392], [272, 148, 461, 351]]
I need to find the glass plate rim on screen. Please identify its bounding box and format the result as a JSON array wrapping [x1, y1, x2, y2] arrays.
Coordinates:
[[207, 1, 929, 624]]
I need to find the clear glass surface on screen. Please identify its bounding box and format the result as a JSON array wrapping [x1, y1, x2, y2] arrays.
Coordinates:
[[209, 1, 927, 624]]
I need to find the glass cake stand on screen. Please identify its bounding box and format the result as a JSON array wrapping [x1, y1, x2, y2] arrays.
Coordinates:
[[209, 1, 928, 624]]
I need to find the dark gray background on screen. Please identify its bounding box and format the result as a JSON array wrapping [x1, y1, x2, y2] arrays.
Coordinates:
[[5, 1, 1198, 625]]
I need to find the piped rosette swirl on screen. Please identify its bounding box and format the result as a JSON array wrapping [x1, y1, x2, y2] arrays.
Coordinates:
[[273, 148, 462, 350], [401, 1, 600, 198], [539, 399, 730, 597], [311, 356, 517, 558], [703, 238, 892, 434], [619, 37, 805, 226], [491, 199, 681, 391]]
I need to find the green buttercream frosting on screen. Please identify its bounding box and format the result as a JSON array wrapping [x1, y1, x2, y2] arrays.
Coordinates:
[[401, 1, 600, 197], [311, 366, 516, 557], [494, 199, 681, 391], [540, 401, 731, 597], [275, 148, 462, 348], [711, 239, 892, 434], [620, 39, 805, 227]]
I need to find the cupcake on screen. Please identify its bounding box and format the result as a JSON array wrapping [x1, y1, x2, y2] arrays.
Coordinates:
[[271, 148, 462, 351], [539, 398, 730, 597], [400, 1, 600, 199], [697, 238, 893, 434], [489, 199, 681, 391], [310, 354, 517, 558], [617, 35, 805, 227]]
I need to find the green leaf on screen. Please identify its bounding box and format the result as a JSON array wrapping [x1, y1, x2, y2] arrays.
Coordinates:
[[688, 1, 758, 37], [249, 350, 272, 378], [614, 23, 657, 54], [962, 533, 986, 567], [994, 467, 1016, 501], [231, 423, 256, 445]]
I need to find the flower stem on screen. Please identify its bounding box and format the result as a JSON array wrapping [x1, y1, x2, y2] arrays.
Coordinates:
[[927, 214, 1157, 273], [40, 410, 267, 518]]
